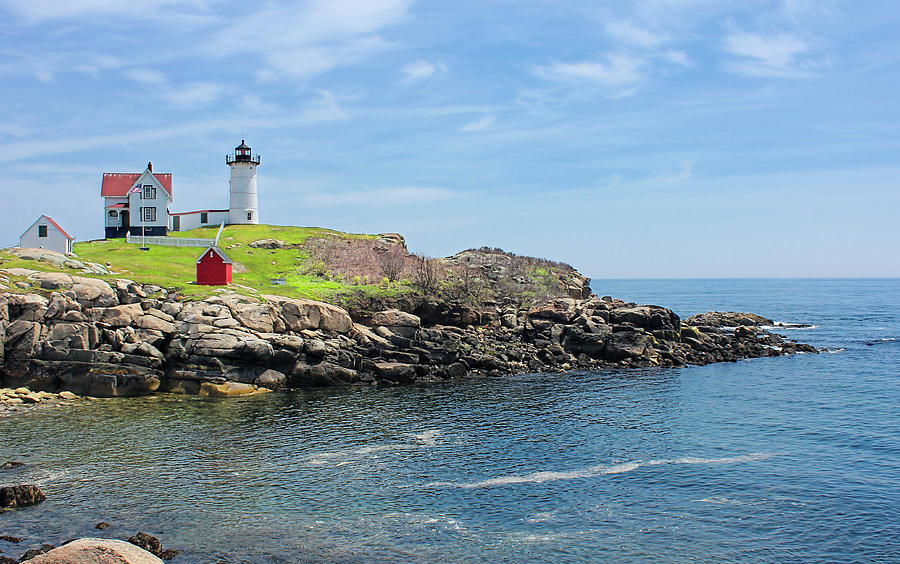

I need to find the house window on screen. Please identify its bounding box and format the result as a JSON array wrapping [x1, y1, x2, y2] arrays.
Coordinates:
[[247, 211, 252, 221], [38, 225, 48, 237], [200, 212, 208, 223], [142, 207, 157, 222], [108, 210, 118, 218], [142, 185, 156, 199]]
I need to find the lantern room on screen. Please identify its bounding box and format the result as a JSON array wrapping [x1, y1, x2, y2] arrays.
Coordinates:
[[226, 140, 260, 165]]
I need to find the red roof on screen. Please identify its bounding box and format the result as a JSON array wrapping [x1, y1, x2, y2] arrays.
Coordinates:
[[106, 202, 127, 209], [196, 246, 233, 264], [101, 172, 172, 197], [41, 215, 74, 240]]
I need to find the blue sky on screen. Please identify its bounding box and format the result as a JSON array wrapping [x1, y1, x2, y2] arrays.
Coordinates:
[[1, 0, 898, 278]]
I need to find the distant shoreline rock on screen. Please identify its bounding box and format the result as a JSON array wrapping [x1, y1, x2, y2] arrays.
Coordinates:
[[0, 265, 818, 397]]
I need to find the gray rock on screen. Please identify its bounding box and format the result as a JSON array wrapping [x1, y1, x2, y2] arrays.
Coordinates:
[[249, 238, 285, 249], [256, 369, 287, 389], [371, 309, 421, 327]]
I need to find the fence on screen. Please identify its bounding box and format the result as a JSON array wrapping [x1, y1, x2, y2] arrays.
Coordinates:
[[126, 233, 214, 248]]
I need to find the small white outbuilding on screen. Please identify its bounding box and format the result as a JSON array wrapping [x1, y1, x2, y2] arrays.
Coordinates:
[[19, 215, 75, 254]]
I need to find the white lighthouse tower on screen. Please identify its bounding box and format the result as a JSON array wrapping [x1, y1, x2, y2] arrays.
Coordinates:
[[226, 140, 260, 225]]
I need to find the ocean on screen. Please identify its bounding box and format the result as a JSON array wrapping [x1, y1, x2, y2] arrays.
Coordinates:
[[1, 279, 898, 562]]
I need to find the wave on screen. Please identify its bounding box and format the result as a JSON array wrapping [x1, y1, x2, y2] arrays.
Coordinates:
[[767, 322, 819, 330], [426, 453, 770, 489], [307, 430, 444, 465]]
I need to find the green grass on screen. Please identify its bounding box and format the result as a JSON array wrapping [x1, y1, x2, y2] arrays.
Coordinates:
[[0, 224, 404, 302]]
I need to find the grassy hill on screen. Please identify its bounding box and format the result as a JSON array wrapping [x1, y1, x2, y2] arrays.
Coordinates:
[[2, 224, 586, 311], [1, 225, 410, 302]]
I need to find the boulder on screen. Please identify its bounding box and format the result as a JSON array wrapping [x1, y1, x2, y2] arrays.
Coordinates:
[[374, 362, 416, 383], [255, 369, 287, 389], [528, 298, 577, 323], [190, 330, 274, 362], [71, 278, 117, 307], [371, 309, 421, 328], [97, 304, 144, 328], [604, 331, 655, 361], [264, 296, 352, 334], [28, 271, 73, 290], [609, 306, 651, 328], [27, 538, 163, 564], [228, 302, 281, 333], [19, 544, 56, 561], [126, 532, 162, 557], [249, 238, 285, 249], [55, 363, 162, 397], [197, 382, 269, 398], [685, 311, 773, 327], [0, 484, 46, 507]]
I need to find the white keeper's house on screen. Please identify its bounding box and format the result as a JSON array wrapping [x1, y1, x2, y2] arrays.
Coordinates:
[[101, 140, 261, 239]]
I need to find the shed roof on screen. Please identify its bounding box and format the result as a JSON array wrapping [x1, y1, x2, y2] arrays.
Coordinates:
[[28, 215, 74, 240], [196, 246, 233, 264], [101, 172, 173, 197]]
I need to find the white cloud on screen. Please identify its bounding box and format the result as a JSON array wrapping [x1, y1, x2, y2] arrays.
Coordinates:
[[401, 59, 447, 83], [535, 54, 644, 89], [124, 68, 166, 85], [298, 90, 348, 123], [605, 21, 667, 48], [660, 49, 689, 66], [458, 115, 495, 132], [0, 0, 208, 22], [302, 186, 456, 208], [724, 31, 815, 77], [161, 82, 223, 108], [206, 0, 412, 81]]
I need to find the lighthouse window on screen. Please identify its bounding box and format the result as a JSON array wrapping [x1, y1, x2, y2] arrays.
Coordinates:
[[247, 211, 252, 221], [142, 185, 156, 199]]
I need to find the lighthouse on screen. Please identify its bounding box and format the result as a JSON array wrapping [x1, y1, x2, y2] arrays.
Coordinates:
[[226, 140, 260, 225]]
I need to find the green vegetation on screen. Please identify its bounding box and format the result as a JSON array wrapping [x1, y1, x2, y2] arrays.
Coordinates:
[[0, 225, 408, 302]]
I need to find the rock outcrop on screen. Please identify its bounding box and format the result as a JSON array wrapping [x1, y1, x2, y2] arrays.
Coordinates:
[[27, 538, 163, 564], [0, 264, 818, 396], [0, 484, 46, 508]]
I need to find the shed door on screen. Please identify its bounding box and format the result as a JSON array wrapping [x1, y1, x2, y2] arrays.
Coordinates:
[[173, 216, 180, 231]]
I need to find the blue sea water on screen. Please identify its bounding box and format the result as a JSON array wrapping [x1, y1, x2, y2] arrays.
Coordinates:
[[1, 279, 898, 562]]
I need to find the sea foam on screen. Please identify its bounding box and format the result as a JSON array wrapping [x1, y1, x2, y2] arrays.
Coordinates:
[[427, 453, 770, 489]]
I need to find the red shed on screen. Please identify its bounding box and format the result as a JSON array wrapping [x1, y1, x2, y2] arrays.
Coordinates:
[[196, 246, 233, 286]]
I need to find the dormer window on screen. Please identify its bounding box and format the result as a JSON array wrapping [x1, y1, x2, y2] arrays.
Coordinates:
[[142, 185, 156, 199]]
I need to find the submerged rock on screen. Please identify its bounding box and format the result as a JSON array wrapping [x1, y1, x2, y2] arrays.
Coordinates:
[[19, 544, 55, 561], [197, 381, 269, 398], [0, 484, 46, 508]]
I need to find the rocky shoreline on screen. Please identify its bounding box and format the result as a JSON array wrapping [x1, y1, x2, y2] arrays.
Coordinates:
[[0, 266, 818, 399]]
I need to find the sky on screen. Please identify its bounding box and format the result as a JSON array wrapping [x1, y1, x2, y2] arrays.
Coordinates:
[[0, 0, 898, 278]]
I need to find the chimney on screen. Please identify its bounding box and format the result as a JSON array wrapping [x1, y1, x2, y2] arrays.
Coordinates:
[[147, 161, 152, 172]]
